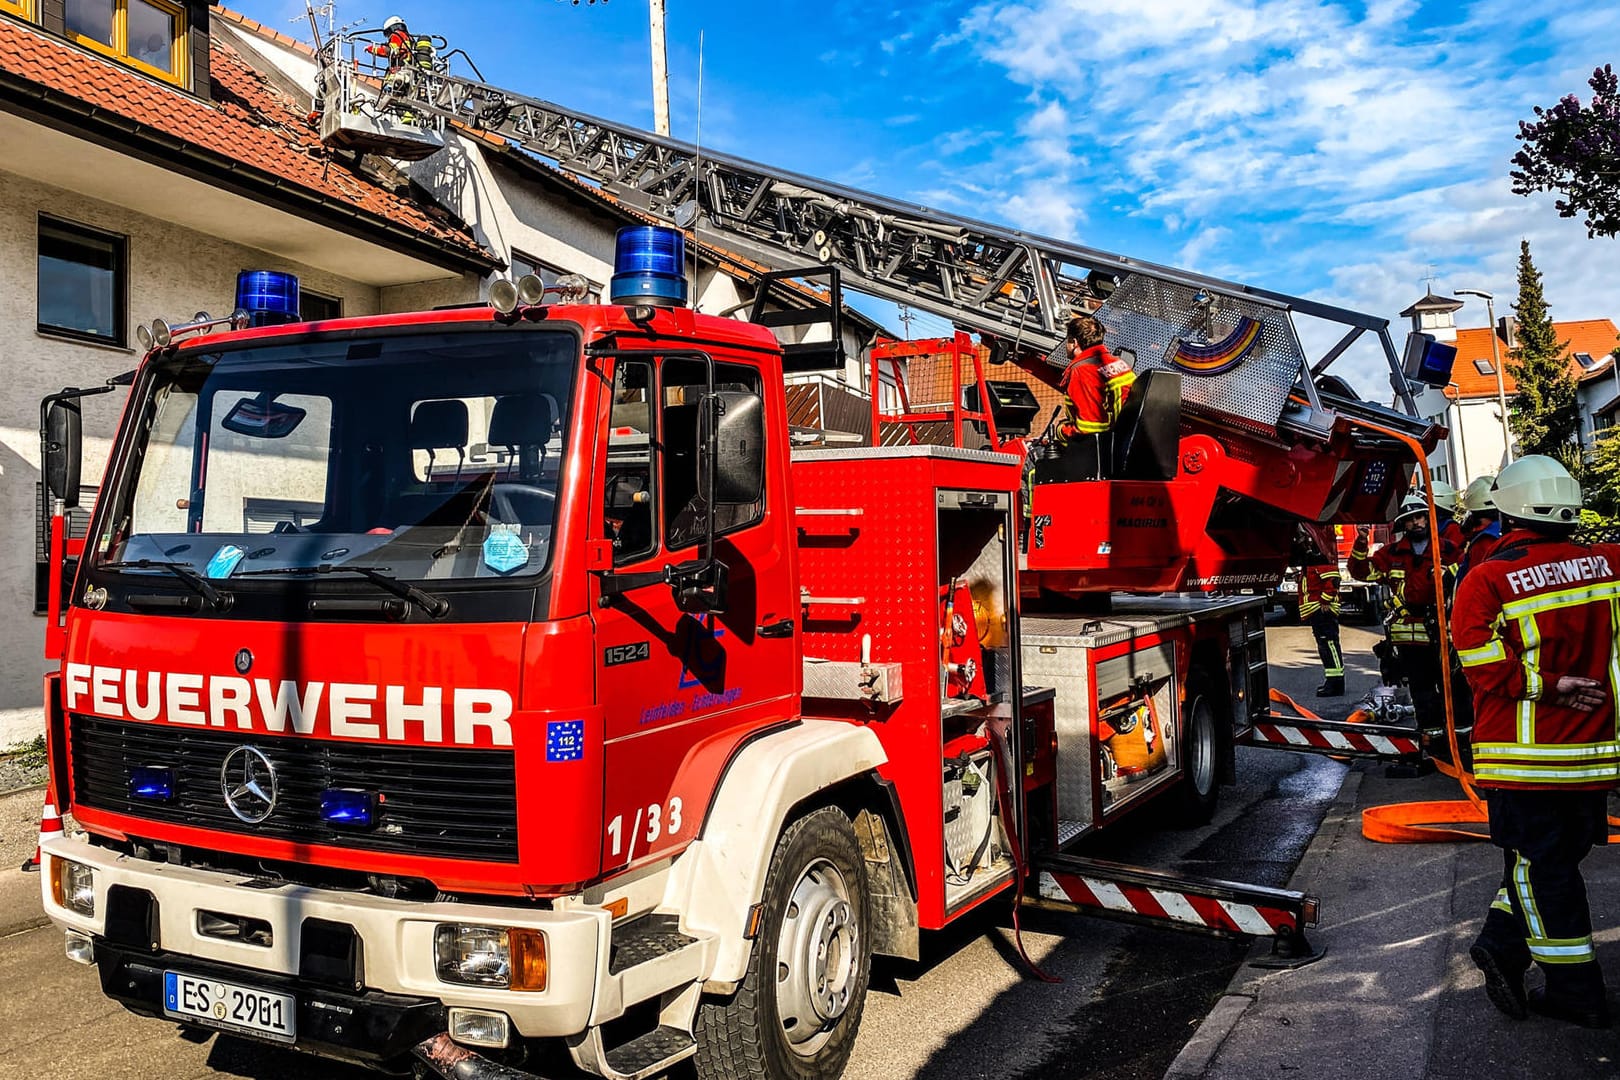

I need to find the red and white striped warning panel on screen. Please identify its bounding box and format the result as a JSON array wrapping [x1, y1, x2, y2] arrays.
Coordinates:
[[1249, 719, 1420, 758], [1027, 853, 1318, 941], [1037, 871, 1301, 937]]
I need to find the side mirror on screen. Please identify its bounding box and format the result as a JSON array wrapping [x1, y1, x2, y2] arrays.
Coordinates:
[[44, 399, 83, 509], [701, 391, 765, 506]]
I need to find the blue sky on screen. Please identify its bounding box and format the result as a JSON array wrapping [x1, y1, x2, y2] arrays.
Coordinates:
[[244, 0, 1619, 396]]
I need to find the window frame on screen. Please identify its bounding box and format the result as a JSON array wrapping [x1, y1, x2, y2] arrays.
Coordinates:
[[0, 0, 35, 20], [1472, 358, 1495, 376], [299, 289, 344, 322], [66, 0, 188, 87], [37, 213, 128, 347]]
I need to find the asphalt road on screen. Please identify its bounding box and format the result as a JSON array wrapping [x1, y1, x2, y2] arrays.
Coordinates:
[[0, 621, 1378, 1080]]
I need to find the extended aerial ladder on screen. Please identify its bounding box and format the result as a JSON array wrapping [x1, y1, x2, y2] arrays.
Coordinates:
[[311, 34, 1434, 863]]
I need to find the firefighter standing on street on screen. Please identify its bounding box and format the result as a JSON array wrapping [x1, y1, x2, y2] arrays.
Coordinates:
[[1293, 526, 1345, 697], [1351, 494, 1460, 754], [1453, 456, 1618, 1029], [1045, 313, 1136, 481]]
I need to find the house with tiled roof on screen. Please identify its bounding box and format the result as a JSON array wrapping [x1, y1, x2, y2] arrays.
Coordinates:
[[1407, 292, 1620, 491], [0, 1, 506, 745]]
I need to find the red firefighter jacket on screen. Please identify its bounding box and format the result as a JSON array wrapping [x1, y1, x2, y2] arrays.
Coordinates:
[[1453, 530, 1620, 790], [1294, 563, 1341, 618], [1058, 345, 1135, 440], [1349, 531, 1459, 643]]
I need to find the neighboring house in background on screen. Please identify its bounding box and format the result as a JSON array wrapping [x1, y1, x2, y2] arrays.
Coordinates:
[[1404, 290, 1619, 490], [0, 3, 497, 746]]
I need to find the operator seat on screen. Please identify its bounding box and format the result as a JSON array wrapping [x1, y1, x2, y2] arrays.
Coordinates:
[[1111, 369, 1181, 481]]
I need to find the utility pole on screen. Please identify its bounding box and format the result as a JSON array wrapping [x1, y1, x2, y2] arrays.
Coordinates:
[[898, 305, 915, 340], [1456, 289, 1513, 464], [649, 0, 670, 136]]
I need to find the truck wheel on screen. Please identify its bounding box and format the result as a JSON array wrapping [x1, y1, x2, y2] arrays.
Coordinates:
[[1171, 689, 1220, 826], [694, 806, 871, 1080]]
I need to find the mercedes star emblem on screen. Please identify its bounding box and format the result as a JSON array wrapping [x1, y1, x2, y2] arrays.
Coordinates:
[[234, 648, 253, 674], [220, 745, 278, 824]]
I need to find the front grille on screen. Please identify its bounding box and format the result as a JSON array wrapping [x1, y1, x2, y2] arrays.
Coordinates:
[[70, 715, 518, 862]]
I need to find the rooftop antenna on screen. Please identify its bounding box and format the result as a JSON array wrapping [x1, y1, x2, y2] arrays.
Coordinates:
[[688, 28, 704, 310]]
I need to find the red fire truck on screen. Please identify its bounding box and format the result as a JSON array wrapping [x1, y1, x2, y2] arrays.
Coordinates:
[[32, 38, 1450, 1080]]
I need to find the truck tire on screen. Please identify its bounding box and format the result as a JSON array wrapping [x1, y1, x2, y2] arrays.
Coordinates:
[[1170, 687, 1220, 827], [694, 805, 872, 1080]]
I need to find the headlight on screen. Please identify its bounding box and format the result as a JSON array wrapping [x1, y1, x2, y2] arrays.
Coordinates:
[[51, 858, 95, 918], [434, 924, 547, 992]]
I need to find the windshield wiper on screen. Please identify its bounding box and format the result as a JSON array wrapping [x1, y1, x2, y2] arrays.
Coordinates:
[[99, 560, 234, 612], [235, 564, 450, 618]]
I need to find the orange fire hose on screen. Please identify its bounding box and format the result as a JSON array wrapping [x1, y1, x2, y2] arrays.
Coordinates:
[[1321, 417, 1618, 843]]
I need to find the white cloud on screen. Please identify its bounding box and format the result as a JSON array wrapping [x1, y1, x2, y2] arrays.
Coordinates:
[[935, 0, 1619, 399]]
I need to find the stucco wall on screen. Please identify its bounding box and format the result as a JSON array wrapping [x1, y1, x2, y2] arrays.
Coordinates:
[[0, 170, 387, 747]]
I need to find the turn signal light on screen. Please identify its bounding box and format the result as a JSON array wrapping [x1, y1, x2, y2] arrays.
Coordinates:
[[508, 928, 547, 992]]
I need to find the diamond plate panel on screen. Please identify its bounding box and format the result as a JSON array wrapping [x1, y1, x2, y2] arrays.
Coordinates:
[[1096, 275, 1305, 436]]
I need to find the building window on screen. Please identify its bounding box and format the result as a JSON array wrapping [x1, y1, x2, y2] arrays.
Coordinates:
[[66, 0, 187, 86], [1598, 413, 1614, 432], [300, 290, 343, 322], [1, 0, 35, 20], [38, 216, 126, 345], [1473, 358, 1495, 376], [1575, 351, 1598, 371], [510, 249, 600, 303]]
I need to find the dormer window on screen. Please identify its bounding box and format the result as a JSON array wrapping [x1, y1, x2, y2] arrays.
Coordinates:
[[0, 1, 35, 20], [66, 0, 186, 86], [1474, 358, 1495, 376]]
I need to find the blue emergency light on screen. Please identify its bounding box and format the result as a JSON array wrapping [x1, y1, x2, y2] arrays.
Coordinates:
[[129, 766, 175, 802], [609, 226, 689, 307], [236, 270, 301, 327], [320, 788, 378, 828]]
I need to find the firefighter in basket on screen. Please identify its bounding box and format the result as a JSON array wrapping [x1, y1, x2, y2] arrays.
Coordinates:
[[1351, 493, 1461, 759], [1453, 456, 1618, 1030], [367, 16, 437, 123]]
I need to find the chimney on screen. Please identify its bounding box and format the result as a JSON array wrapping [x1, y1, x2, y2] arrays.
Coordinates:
[[1497, 316, 1517, 349]]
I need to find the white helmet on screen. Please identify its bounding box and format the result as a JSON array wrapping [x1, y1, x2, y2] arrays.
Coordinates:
[[383, 15, 406, 31], [1491, 455, 1582, 526], [1459, 475, 1497, 515], [1393, 494, 1429, 528], [1428, 481, 1458, 513]]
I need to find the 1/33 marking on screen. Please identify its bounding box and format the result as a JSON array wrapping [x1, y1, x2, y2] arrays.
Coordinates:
[[607, 797, 684, 858]]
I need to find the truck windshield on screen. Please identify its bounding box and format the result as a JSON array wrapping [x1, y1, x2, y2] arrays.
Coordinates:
[[94, 328, 576, 584]]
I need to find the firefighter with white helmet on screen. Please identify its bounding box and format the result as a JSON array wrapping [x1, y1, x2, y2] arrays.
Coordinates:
[[1456, 474, 1503, 584], [1352, 491, 1461, 751], [1453, 455, 1617, 1029]]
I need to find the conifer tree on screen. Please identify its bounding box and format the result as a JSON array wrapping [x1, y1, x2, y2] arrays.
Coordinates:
[[1505, 239, 1578, 457]]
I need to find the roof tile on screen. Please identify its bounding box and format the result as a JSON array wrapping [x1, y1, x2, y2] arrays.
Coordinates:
[[0, 14, 487, 262]]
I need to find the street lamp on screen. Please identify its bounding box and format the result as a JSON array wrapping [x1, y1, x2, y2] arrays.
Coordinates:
[[1443, 382, 1469, 482], [1455, 289, 1514, 464]]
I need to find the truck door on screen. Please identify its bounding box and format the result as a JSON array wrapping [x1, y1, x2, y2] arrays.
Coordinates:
[[592, 352, 798, 875]]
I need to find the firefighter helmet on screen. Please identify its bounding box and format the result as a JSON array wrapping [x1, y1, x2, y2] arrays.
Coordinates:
[[1459, 475, 1497, 515], [383, 15, 406, 30], [1490, 455, 1582, 526], [1393, 494, 1429, 528], [1428, 481, 1458, 512]]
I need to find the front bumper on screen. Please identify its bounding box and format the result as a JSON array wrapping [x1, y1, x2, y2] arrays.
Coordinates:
[[40, 834, 609, 1039]]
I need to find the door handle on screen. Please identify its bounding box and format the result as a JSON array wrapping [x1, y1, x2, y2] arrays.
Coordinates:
[[758, 617, 795, 638]]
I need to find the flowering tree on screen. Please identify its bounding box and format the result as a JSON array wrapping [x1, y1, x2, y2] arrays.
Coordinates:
[[1511, 66, 1620, 239]]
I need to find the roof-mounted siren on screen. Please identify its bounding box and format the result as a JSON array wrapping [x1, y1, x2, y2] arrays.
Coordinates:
[[1401, 331, 1457, 389], [237, 271, 302, 327], [610, 226, 689, 308]]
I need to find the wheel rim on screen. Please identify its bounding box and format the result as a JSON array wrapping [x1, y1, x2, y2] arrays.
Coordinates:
[[1189, 698, 1215, 796], [774, 856, 859, 1056]]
